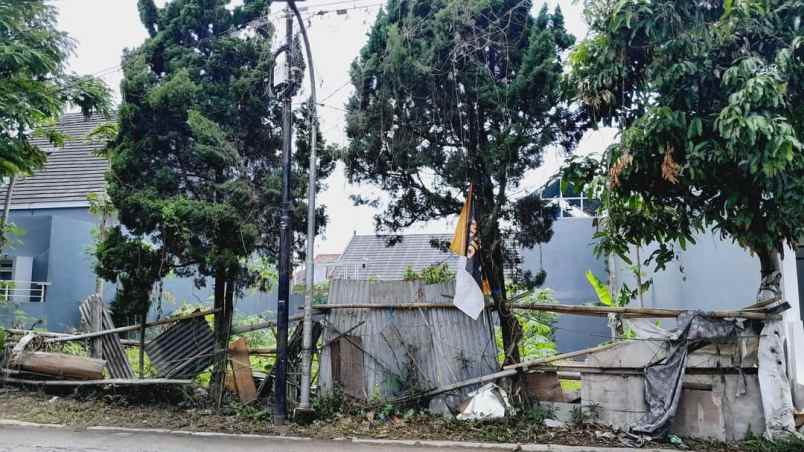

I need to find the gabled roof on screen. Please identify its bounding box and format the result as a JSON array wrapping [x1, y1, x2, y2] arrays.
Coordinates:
[[330, 233, 458, 281], [1, 112, 112, 210]]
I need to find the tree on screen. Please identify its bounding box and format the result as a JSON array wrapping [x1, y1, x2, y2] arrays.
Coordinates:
[[566, 0, 804, 304], [98, 0, 333, 401], [0, 0, 111, 249], [343, 1, 581, 364]]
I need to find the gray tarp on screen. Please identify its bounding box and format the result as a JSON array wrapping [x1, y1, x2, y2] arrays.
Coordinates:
[[631, 311, 741, 436]]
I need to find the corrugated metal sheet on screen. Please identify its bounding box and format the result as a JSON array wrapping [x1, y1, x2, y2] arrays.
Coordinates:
[[79, 295, 133, 379], [330, 234, 457, 280], [145, 316, 215, 379], [319, 280, 498, 400]]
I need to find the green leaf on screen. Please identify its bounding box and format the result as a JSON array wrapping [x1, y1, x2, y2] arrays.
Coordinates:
[[585, 270, 612, 306], [688, 117, 703, 139]]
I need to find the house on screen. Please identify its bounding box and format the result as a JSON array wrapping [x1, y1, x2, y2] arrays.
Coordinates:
[[0, 112, 114, 331], [0, 113, 296, 332], [291, 253, 340, 286]]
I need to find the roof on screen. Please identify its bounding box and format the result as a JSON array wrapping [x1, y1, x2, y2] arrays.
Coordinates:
[[314, 254, 341, 264], [1, 112, 112, 210], [330, 233, 458, 281]]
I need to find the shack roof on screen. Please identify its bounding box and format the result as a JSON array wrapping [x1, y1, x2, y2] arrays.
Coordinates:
[[331, 233, 457, 281], [1, 112, 112, 210]]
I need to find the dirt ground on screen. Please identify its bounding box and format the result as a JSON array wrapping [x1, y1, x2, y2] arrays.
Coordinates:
[[0, 387, 748, 451]]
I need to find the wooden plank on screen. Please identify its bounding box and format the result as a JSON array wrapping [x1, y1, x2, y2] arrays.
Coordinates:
[[229, 338, 257, 403], [12, 352, 105, 380], [46, 309, 216, 343]]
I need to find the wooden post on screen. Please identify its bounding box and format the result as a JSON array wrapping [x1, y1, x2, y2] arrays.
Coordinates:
[[139, 312, 146, 378]]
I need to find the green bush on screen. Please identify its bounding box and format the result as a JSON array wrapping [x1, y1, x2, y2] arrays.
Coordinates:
[[403, 263, 455, 284]]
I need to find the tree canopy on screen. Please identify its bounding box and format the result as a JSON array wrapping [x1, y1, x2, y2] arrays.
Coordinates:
[[566, 0, 804, 290], [98, 0, 333, 392], [343, 0, 581, 363], [0, 0, 111, 176]]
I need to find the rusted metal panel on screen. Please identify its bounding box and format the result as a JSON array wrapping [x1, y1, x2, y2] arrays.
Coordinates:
[[319, 280, 498, 400], [79, 295, 133, 379], [144, 316, 215, 379]]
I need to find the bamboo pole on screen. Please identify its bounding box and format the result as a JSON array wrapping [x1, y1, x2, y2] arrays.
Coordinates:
[[230, 312, 305, 335], [510, 303, 780, 321], [310, 302, 778, 320], [45, 309, 216, 344], [503, 342, 621, 371], [392, 342, 622, 403], [312, 303, 486, 310]]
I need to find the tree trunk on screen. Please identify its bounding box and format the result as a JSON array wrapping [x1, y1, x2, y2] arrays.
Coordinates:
[[210, 267, 229, 408], [481, 232, 522, 366], [0, 175, 16, 253], [755, 246, 782, 305]]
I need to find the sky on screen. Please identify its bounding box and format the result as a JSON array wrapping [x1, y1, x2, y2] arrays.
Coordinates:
[[54, 0, 615, 256]]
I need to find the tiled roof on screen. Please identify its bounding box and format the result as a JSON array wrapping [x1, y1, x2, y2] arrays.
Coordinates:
[[330, 234, 458, 281], [1, 112, 113, 209]]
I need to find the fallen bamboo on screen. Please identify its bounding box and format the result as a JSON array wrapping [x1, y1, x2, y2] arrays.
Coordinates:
[[312, 303, 489, 310], [230, 312, 306, 335], [228, 347, 276, 355], [45, 309, 217, 344], [503, 342, 621, 371], [394, 342, 621, 403], [553, 371, 712, 391], [4, 328, 140, 346], [510, 303, 780, 320], [0, 376, 194, 386]]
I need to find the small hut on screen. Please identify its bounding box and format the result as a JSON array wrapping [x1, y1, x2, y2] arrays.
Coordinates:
[[318, 279, 497, 400]]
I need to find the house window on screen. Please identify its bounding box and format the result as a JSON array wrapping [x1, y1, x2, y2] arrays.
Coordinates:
[[0, 258, 13, 281]]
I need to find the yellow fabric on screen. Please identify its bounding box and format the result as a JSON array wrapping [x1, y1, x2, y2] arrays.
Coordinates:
[[450, 185, 473, 256]]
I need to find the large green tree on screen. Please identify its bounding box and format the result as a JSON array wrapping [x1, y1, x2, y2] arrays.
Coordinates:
[[0, 0, 111, 246], [98, 0, 333, 398], [567, 0, 804, 303], [343, 0, 581, 364]]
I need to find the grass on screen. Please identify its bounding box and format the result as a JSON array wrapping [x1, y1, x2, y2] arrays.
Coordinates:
[[743, 433, 804, 452]]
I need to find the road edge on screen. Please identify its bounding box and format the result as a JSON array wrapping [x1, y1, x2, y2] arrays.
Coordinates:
[[0, 419, 679, 451]]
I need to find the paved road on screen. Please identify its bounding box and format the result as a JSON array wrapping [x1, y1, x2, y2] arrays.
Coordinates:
[[0, 426, 433, 452], [0, 424, 675, 452], [1, 426, 433, 452]]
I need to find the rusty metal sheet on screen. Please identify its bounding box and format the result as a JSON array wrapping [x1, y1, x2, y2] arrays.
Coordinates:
[[319, 280, 498, 400], [144, 315, 215, 379]]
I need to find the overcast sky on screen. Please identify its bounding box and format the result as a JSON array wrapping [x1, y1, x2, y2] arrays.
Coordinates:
[[54, 0, 614, 256]]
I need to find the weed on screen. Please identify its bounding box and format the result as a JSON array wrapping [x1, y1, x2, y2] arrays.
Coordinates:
[[312, 385, 350, 420], [743, 432, 804, 452]]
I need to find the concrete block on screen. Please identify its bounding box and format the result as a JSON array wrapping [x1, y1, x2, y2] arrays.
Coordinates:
[[581, 373, 647, 428], [670, 374, 764, 441], [686, 339, 759, 369], [525, 372, 564, 402], [586, 341, 666, 368]]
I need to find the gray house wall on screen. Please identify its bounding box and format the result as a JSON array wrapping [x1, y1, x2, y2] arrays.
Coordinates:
[[613, 232, 761, 313], [2, 206, 296, 332], [519, 218, 611, 352]]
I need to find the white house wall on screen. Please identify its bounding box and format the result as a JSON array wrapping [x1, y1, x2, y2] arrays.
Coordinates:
[[614, 234, 804, 409]]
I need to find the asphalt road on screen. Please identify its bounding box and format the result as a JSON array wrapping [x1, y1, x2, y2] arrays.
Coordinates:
[[2, 426, 390, 452], [0, 425, 476, 452], [0, 424, 678, 452]]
